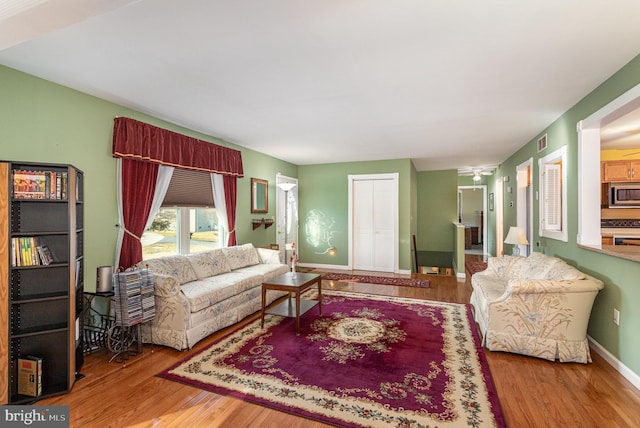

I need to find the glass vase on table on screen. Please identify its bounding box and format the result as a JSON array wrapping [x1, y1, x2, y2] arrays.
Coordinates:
[[289, 243, 299, 277]]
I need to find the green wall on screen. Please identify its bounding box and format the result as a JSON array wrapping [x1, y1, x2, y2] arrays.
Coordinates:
[[499, 53, 640, 376], [416, 170, 458, 252], [0, 65, 296, 290], [297, 159, 414, 271]]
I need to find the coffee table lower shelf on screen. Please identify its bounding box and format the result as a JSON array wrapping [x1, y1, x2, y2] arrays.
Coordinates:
[[266, 298, 318, 318]]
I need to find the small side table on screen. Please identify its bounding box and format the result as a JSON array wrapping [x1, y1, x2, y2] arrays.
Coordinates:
[[261, 272, 322, 334]]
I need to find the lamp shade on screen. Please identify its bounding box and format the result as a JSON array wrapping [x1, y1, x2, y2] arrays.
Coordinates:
[[504, 226, 528, 245], [277, 182, 296, 192]]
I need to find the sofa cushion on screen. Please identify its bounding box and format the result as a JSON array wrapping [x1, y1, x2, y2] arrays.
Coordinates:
[[510, 252, 559, 280], [257, 247, 282, 264], [139, 255, 197, 285], [543, 262, 586, 280], [187, 249, 232, 279], [234, 263, 290, 281], [223, 243, 260, 270], [511, 252, 586, 281], [486, 256, 522, 278], [180, 271, 263, 312]]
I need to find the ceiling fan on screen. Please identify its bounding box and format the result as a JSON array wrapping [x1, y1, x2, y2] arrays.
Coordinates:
[[458, 167, 495, 182]]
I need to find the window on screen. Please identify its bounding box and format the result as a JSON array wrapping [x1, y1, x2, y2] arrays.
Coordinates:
[[142, 169, 224, 259], [539, 146, 568, 241], [143, 207, 220, 259]]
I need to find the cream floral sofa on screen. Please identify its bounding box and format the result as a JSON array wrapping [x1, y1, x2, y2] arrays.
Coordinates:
[[469, 252, 604, 363], [136, 243, 289, 350]]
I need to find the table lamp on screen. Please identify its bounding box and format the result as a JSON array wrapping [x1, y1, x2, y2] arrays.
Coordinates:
[[504, 226, 528, 256]]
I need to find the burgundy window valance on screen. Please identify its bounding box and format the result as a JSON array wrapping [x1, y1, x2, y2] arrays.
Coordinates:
[[112, 117, 244, 177]]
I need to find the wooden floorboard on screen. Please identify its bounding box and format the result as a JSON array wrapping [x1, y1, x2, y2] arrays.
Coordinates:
[[38, 261, 640, 427]]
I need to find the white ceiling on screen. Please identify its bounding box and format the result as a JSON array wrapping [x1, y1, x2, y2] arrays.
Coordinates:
[[601, 108, 640, 150], [2, 0, 640, 171]]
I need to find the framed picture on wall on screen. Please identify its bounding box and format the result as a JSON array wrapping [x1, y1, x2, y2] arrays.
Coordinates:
[[489, 193, 494, 211]]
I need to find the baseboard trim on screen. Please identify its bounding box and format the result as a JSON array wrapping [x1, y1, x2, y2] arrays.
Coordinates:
[[298, 263, 349, 271], [452, 259, 466, 280], [588, 336, 640, 391], [298, 263, 411, 275]]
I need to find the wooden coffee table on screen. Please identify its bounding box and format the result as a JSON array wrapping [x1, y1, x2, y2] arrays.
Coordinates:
[[261, 272, 322, 334]]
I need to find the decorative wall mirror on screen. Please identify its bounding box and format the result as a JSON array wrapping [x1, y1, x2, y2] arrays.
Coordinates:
[[251, 178, 268, 213]]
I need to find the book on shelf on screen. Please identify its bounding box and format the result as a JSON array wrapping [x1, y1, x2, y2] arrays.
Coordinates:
[[11, 237, 56, 267], [12, 169, 68, 200], [18, 355, 43, 397], [37, 244, 55, 265]]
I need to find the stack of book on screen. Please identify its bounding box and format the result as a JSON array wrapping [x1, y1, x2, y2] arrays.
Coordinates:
[[11, 237, 55, 267], [12, 169, 68, 200]]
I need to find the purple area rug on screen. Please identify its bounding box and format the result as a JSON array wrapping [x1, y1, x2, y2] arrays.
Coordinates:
[[322, 272, 430, 288], [158, 290, 505, 427]]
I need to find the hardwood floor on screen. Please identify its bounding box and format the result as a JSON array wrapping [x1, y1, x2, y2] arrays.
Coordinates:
[[39, 265, 640, 427]]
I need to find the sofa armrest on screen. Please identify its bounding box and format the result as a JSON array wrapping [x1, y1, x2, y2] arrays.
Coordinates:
[[257, 247, 282, 264], [507, 276, 604, 295]]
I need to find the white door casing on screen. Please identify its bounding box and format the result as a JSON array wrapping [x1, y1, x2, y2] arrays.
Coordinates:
[[457, 185, 488, 255], [516, 158, 533, 256], [276, 174, 298, 262], [496, 176, 504, 256], [348, 173, 398, 273]]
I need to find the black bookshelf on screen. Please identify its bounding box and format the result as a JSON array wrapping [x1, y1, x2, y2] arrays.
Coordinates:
[[1, 161, 83, 404]]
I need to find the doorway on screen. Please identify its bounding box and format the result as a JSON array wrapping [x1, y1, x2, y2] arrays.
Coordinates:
[[516, 158, 533, 256], [348, 173, 399, 272], [276, 174, 298, 262], [458, 185, 487, 255]]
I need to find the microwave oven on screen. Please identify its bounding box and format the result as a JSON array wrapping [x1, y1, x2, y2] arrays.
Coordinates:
[[609, 183, 640, 207]]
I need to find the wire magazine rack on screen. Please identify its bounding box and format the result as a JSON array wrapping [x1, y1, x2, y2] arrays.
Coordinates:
[[108, 267, 155, 364]]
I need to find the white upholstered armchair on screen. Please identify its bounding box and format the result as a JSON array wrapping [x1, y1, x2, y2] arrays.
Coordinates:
[[469, 252, 604, 363]]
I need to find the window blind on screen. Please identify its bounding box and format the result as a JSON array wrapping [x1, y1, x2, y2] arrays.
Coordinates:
[[162, 168, 214, 207]]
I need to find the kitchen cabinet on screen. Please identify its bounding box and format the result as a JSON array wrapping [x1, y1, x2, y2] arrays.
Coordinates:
[[602, 160, 640, 182]]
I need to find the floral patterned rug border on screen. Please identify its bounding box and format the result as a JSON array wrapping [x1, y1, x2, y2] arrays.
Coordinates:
[[158, 290, 505, 428], [322, 272, 430, 288]]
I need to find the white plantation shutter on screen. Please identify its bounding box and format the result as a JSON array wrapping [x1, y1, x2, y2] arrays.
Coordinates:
[[538, 145, 567, 242], [543, 163, 562, 230]]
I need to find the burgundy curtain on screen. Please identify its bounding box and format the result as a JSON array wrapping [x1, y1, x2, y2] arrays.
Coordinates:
[[119, 159, 159, 268], [223, 175, 238, 246], [113, 117, 242, 260], [112, 117, 243, 177]]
